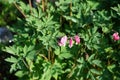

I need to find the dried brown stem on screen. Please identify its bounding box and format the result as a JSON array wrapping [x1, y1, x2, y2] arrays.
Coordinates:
[[69, 3, 72, 27], [48, 47, 51, 61], [42, 0, 45, 12], [28, 0, 33, 13], [13, 2, 26, 18], [38, 54, 48, 61], [51, 52, 54, 63], [22, 59, 29, 69]]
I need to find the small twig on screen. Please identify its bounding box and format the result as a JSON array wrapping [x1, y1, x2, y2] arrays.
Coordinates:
[[67, 63, 76, 79], [48, 47, 51, 61], [51, 49, 54, 64], [42, 0, 45, 12], [13, 2, 26, 18], [69, 3, 72, 28], [28, 0, 33, 13], [22, 59, 29, 69], [36, 47, 48, 61], [60, 16, 62, 26], [38, 54, 48, 61]]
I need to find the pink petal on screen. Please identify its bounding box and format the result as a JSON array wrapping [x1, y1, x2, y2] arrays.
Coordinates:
[[58, 36, 67, 46], [69, 37, 73, 48], [112, 32, 120, 41], [74, 35, 80, 44]]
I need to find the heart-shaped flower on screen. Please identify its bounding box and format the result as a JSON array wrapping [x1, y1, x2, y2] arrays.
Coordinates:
[[69, 37, 73, 48], [74, 35, 80, 44], [58, 36, 67, 46], [112, 32, 120, 41]]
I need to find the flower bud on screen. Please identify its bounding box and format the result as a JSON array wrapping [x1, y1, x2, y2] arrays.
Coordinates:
[[69, 37, 73, 48]]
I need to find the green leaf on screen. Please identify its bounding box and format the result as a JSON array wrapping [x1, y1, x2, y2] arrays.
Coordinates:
[[26, 50, 36, 60], [54, 48, 60, 55], [10, 64, 17, 73], [59, 47, 73, 59], [87, 1, 99, 10], [105, 47, 113, 53], [107, 64, 116, 73], [41, 67, 52, 80], [52, 73, 58, 80], [88, 54, 95, 62], [8, 0, 18, 3], [5, 56, 18, 63], [4, 46, 16, 55], [102, 27, 109, 33], [92, 60, 102, 68], [63, 15, 79, 23], [89, 71, 96, 80], [15, 70, 26, 78], [60, 46, 67, 52], [90, 69, 102, 75], [23, 45, 27, 55], [52, 61, 64, 79], [59, 52, 73, 59], [23, 45, 35, 60], [77, 57, 84, 64]]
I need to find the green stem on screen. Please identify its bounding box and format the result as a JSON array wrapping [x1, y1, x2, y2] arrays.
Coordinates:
[[22, 59, 29, 69]]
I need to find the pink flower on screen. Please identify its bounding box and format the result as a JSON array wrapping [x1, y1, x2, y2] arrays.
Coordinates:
[[58, 36, 67, 46], [112, 32, 120, 41], [74, 35, 80, 44], [69, 37, 73, 48], [36, 0, 41, 3]]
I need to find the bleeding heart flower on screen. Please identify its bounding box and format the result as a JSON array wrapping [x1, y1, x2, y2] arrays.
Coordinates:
[[58, 36, 67, 46], [69, 37, 73, 48], [74, 35, 80, 44], [112, 32, 120, 41]]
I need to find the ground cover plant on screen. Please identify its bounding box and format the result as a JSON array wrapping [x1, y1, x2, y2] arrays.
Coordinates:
[[1, 0, 120, 80]]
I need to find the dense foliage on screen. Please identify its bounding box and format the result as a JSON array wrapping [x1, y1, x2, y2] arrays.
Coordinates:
[[1, 0, 120, 80]]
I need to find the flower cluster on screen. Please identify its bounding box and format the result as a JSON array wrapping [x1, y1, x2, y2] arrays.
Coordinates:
[[112, 32, 120, 41], [58, 35, 80, 48]]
